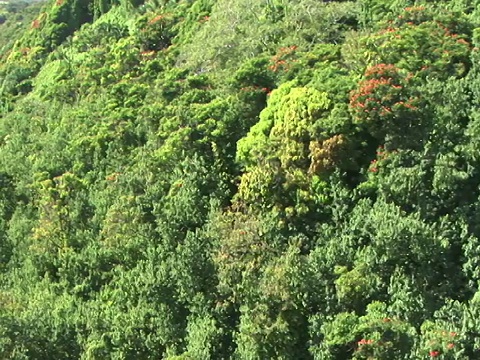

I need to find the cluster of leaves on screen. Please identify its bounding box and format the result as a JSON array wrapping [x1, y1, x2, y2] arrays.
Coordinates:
[[1, 0, 480, 359]]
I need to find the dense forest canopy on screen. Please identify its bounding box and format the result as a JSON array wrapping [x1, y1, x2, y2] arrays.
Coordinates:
[[1, 0, 480, 358]]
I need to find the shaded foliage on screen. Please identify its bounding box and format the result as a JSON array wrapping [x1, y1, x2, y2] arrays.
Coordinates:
[[0, 0, 480, 359]]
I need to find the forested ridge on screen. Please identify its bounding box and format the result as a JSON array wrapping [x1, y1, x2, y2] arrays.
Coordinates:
[[0, 0, 480, 358]]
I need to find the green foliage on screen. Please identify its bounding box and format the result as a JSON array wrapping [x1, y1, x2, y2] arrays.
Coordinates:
[[237, 83, 330, 167], [0, 0, 480, 358]]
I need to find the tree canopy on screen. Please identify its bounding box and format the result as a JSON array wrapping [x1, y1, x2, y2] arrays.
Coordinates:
[[0, 0, 480, 358]]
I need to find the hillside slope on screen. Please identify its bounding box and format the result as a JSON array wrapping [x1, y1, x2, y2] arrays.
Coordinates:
[[1, 0, 480, 358]]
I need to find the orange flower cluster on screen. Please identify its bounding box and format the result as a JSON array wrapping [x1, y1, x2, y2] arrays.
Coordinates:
[[364, 63, 398, 78], [395, 100, 418, 111], [350, 64, 418, 124], [356, 338, 376, 356], [378, 27, 397, 35], [404, 6, 426, 12], [140, 50, 156, 59], [106, 172, 121, 182], [428, 330, 457, 358], [369, 145, 397, 173], [31, 19, 40, 29], [358, 339, 374, 346], [149, 14, 166, 25], [269, 45, 297, 72], [393, 5, 430, 26], [350, 77, 397, 118]]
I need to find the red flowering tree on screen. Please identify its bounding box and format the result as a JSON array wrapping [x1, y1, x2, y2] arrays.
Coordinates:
[[269, 45, 298, 73], [417, 321, 461, 359], [350, 63, 423, 148], [316, 302, 416, 359], [361, 5, 471, 79]]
